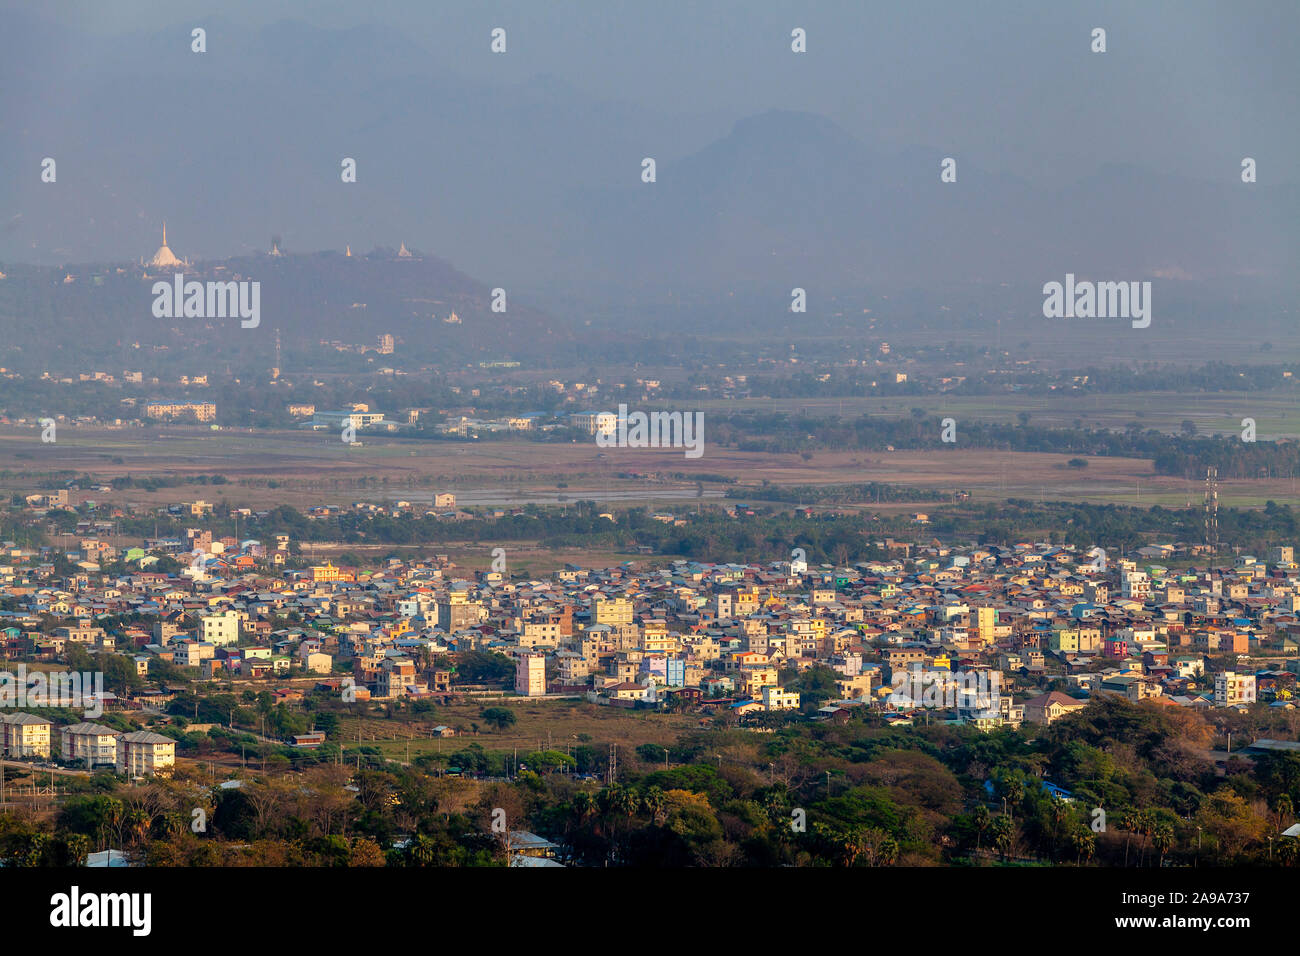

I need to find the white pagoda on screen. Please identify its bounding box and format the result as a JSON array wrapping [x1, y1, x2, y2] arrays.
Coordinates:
[[146, 223, 187, 268]]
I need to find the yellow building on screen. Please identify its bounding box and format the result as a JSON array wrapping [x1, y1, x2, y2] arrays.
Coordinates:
[[640, 621, 678, 654], [311, 561, 354, 583], [1, 713, 52, 758], [116, 731, 176, 776], [761, 686, 801, 711], [741, 665, 780, 698], [593, 597, 634, 627], [145, 401, 216, 422]]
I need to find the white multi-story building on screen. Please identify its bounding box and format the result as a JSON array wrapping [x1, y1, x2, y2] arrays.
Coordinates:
[[1, 713, 52, 758], [1214, 671, 1256, 707], [116, 731, 176, 776], [1121, 571, 1151, 602], [199, 609, 241, 647], [571, 411, 618, 438], [515, 653, 546, 697], [172, 640, 217, 668], [312, 410, 386, 430], [61, 722, 121, 766]]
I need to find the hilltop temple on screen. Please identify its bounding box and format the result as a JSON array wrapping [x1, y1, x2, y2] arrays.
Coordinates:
[[146, 224, 187, 269]]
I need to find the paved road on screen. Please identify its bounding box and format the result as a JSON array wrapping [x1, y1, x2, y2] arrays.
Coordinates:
[[0, 758, 91, 777]]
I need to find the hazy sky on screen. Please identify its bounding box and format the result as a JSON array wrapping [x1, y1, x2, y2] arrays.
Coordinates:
[[3, 0, 1294, 283], [12, 0, 1298, 186]]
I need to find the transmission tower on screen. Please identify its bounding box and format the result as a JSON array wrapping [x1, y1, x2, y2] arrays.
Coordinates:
[[1203, 466, 1219, 553]]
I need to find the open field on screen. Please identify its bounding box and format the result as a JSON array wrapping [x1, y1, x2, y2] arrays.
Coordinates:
[[859, 311, 1300, 367], [692, 390, 1300, 438], [304, 542, 670, 576], [4, 423, 1300, 516], [342, 700, 706, 762]]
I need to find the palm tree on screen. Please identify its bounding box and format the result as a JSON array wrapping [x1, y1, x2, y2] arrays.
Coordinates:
[[1274, 794, 1294, 833], [1278, 836, 1298, 867], [1071, 827, 1096, 865], [613, 785, 639, 825], [1049, 798, 1069, 860], [65, 833, 91, 867], [991, 816, 1014, 862], [124, 807, 150, 846], [95, 796, 125, 850], [160, 810, 189, 838], [641, 786, 666, 825], [410, 834, 437, 866], [1119, 809, 1139, 866], [571, 790, 595, 825], [1136, 810, 1156, 866], [1152, 823, 1174, 867], [972, 805, 991, 858], [1003, 778, 1024, 823]]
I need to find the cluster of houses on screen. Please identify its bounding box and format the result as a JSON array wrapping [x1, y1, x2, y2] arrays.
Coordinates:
[[355, 543, 1300, 727], [4, 533, 1300, 772], [260, 542, 1300, 721]]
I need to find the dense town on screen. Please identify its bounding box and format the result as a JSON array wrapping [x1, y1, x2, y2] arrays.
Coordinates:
[[5, 495, 1300, 780]]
